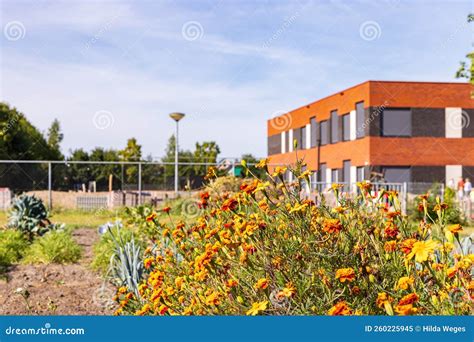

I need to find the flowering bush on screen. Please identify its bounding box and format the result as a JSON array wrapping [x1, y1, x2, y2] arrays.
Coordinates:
[[115, 160, 473, 316]]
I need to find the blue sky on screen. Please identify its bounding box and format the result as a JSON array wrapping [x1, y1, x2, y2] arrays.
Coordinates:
[[0, 0, 472, 159]]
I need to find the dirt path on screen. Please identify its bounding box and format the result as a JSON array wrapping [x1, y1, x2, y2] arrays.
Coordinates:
[[0, 228, 115, 315]]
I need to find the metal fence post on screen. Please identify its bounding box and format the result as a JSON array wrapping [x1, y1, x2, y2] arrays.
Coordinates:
[[402, 182, 408, 215], [48, 161, 52, 210], [138, 162, 142, 205]]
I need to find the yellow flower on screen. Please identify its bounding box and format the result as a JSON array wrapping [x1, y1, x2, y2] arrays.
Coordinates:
[[335, 268, 356, 283], [205, 291, 220, 306], [271, 166, 287, 177], [376, 292, 394, 315], [277, 282, 296, 298], [255, 158, 270, 169], [406, 240, 439, 263], [254, 278, 269, 290], [246, 301, 268, 315], [384, 241, 397, 252], [396, 276, 414, 291], [289, 202, 308, 214]]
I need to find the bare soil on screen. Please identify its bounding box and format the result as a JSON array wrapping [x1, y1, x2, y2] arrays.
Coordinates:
[[0, 228, 115, 315]]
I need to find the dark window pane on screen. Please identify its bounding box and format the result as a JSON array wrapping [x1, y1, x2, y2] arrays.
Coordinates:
[[356, 167, 364, 181], [310, 117, 318, 147], [301, 126, 306, 149], [285, 131, 289, 152], [331, 110, 338, 143], [331, 169, 339, 183], [343, 160, 351, 182], [342, 114, 350, 141], [293, 128, 301, 150], [356, 101, 365, 138], [267, 134, 281, 155], [382, 109, 412, 136], [320, 121, 328, 145], [320, 163, 327, 183], [382, 167, 411, 183]]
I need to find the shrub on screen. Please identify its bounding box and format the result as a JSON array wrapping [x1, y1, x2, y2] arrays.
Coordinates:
[[409, 184, 465, 225], [8, 195, 64, 240], [114, 159, 473, 316], [0, 229, 29, 267], [22, 230, 81, 264]]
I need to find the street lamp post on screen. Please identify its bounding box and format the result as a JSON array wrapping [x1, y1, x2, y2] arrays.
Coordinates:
[[169, 112, 185, 194]]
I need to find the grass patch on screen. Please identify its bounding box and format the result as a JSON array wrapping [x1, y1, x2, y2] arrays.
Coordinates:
[[0, 229, 29, 267], [22, 230, 82, 264]]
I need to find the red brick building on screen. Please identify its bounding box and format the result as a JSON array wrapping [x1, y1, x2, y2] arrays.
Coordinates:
[[267, 81, 474, 184]]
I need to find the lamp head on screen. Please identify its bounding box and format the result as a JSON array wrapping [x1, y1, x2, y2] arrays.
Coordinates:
[[169, 112, 186, 122]]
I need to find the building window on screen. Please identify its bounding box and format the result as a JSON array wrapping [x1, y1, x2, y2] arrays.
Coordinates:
[[293, 128, 301, 150], [382, 167, 411, 183], [320, 120, 328, 145], [310, 117, 318, 147], [381, 108, 412, 137], [356, 166, 365, 181], [331, 110, 339, 143], [267, 134, 281, 155], [332, 169, 339, 183], [342, 114, 350, 141], [285, 130, 290, 152], [343, 160, 351, 183], [301, 126, 306, 149], [356, 101, 365, 138], [319, 163, 327, 183]]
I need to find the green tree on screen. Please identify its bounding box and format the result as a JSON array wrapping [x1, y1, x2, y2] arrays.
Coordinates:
[[193, 141, 221, 176], [456, 14, 474, 93], [241, 153, 266, 179], [0, 103, 62, 191], [119, 138, 142, 185], [46, 118, 64, 159]]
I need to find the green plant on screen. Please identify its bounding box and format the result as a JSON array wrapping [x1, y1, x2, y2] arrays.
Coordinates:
[[8, 195, 64, 240], [92, 223, 141, 275], [109, 235, 144, 296], [22, 230, 81, 264], [409, 184, 465, 225], [0, 229, 29, 267]]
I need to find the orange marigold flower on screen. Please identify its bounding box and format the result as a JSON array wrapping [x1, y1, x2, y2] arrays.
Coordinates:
[[376, 292, 393, 308], [399, 238, 417, 254], [398, 293, 419, 306], [221, 198, 238, 211], [395, 304, 418, 315], [328, 301, 352, 316], [447, 266, 457, 278], [396, 276, 414, 291], [163, 206, 171, 214], [205, 291, 220, 306], [157, 304, 168, 315], [254, 278, 269, 290], [448, 224, 463, 234], [277, 282, 296, 298], [384, 222, 399, 239], [144, 257, 154, 269], [226, 279, 238, 288], [335, 268, 356, 283], [146, 213, 157, 222], [323, 218, 343, 234], [384, 240, 397, 252]]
